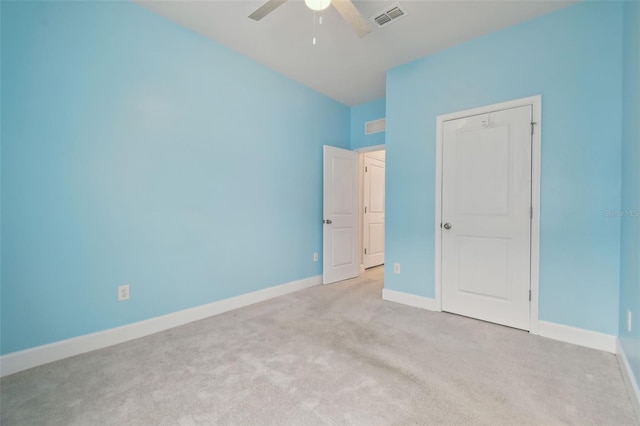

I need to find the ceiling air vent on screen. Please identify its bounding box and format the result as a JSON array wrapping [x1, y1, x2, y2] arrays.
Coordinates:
[[365, 118, 386, 135], [371, 3, 408, 28]]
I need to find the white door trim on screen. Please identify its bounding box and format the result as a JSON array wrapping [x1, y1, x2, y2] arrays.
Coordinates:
[[434, 95, 542, 334], [354, 144, 385, 153]]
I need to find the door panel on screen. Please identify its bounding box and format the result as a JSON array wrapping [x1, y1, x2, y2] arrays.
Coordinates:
[[323, 146, 359, 284], [369, 223, 385, 254], [333, 157, 355, 214], [457, 127, 510, 216], [441, 105, 532, 330], [364, 152, 385, 269], [332, 228, 355, 267], [457, 236, 510, 300]]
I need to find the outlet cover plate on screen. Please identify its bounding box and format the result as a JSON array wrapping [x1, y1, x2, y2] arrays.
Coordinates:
[[118, 284, 130, 302]]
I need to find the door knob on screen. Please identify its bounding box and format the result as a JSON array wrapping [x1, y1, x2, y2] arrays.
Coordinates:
[[323, 219, 332, 224], [443, 223, 452, 230]]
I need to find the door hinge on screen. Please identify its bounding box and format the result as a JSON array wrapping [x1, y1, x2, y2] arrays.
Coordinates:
[[531, 122, 537, 136], [365, 166, 368, 172], [530, 206, 533, 218], [529, 290, 532, 301], [364, 248, 367, 254], [365, 206, 367, 214]]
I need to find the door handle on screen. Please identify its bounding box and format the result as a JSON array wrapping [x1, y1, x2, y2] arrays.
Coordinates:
[[323, 219, 332, 224], [443, 223, 452, 230]]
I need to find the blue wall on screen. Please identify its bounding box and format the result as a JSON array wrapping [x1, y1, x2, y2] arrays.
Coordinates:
[[0, 1, 349, 354], [385, 1, 623, 334], [350, 98, 385, 150], [619, 0, 640, 391]]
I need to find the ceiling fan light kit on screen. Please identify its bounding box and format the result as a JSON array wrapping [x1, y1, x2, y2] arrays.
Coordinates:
[[249, 0, 371, 39], [305, 0, 331, 12]]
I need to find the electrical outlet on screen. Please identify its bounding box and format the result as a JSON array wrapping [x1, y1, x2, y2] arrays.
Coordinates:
[[118, 284, 130, 302], [313, 252, 319, 262], [393, 263, 401, 274], [628, 309, 633, 333]]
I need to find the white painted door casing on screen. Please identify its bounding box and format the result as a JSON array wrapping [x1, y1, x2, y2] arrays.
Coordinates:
[[441, 105, 533, 330], [323, 146, 359, 285]]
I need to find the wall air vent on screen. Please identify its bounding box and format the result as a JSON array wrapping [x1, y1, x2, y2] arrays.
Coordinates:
[[370, 3, 408, 28], [365, 118, 386, 135]]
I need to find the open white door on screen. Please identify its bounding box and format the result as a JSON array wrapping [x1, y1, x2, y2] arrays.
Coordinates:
[[323, 146, 359, 285]]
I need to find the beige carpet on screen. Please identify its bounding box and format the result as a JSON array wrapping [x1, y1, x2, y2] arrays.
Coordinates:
[[1, 266, 638, 425]]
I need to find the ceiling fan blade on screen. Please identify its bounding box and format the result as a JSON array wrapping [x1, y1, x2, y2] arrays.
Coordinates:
[[248, 0, 288, 21], [331, 0, 371, 38]]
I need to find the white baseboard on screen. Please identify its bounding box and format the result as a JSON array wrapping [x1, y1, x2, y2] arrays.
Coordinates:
[[382, 288, 439, 311], [0, 275, 321, 377], [537, 320, 617, 353], [380, 289, 617, 354], [617, 338, 640, 420]]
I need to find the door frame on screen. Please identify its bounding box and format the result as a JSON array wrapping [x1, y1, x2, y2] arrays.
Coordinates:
[[434, 95, 542, 335]]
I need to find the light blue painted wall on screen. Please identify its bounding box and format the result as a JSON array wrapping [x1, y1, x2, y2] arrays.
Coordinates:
[[350, 98, 385, 150], [385, 1, 623, 334], [619, 0, 640, 390], [0, 1, 349, 355]]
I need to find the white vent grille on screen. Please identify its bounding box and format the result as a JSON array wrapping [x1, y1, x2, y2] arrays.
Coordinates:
[[374, 14, 391, 26], [371, 3, 408, 28], [365, 118, 386, 135]]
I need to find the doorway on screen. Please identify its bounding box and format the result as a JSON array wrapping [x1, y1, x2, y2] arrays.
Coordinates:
[[322, 145, 386, 285]]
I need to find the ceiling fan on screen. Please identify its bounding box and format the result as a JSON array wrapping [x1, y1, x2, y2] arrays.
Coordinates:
[[248, 0, 372, 38]]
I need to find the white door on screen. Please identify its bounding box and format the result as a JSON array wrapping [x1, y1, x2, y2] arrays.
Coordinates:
[[441, 105, 532, 330], [323, 146, 359, 284], [363, 151, 385, 269]]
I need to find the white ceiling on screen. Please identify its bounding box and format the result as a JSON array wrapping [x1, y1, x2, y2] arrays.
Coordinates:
[[135, 0, 575, 106]]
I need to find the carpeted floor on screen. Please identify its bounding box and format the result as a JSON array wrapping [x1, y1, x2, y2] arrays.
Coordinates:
[[1, 266, 638, 425]]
